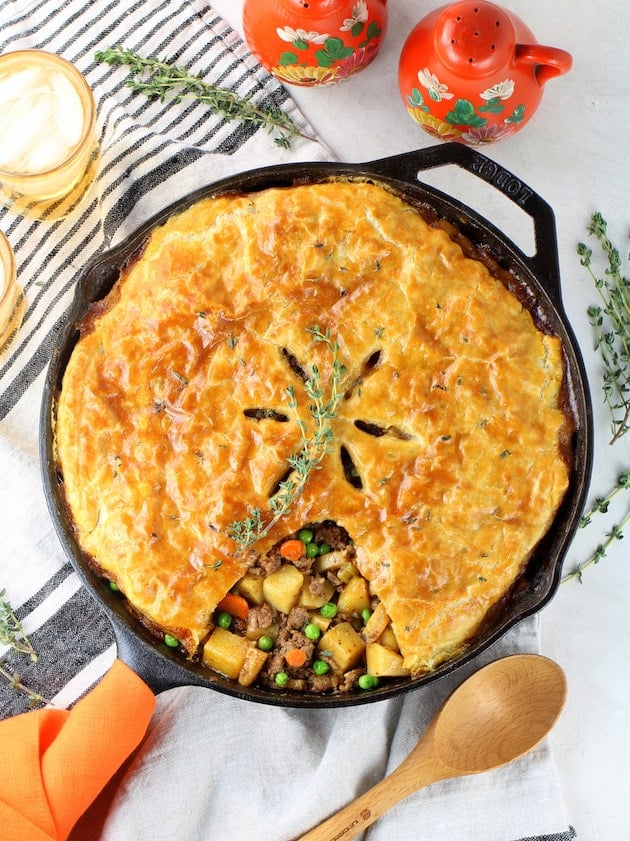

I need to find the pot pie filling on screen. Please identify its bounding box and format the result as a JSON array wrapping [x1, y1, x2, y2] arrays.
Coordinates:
[[54, 180, 573, 694]]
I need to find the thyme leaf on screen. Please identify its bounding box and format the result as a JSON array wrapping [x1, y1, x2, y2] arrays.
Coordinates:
[[95, 46, 305, 149], [580, 212, 630, 443]]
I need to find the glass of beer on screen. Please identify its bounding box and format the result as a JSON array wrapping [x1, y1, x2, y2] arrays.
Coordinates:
[[0, 50, 99, 220]]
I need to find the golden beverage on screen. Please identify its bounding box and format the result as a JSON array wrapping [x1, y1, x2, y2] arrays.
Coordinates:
[[0, 230, 23, 352], [0, 50, 98, 220]]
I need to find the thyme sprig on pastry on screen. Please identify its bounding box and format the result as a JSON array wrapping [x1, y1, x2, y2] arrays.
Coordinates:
[[228, 326, 347, 550], [95, 46, 305, 149], [579, 212, 630, 444]]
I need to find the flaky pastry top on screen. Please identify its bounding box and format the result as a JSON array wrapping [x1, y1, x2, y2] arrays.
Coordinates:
[[55, 181, 572, 673]]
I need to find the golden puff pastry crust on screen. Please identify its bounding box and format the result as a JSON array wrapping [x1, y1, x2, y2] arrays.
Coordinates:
[[55, 180, 573, 674]]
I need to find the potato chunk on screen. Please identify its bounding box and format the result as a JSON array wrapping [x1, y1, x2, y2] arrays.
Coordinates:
[[337, 575, 371, 615], [245, 621, 280, 642], [234, 573, 265, 606], [366, 642, 410, 677], [313, 550, 347, 574], [202, 627, 248, 679], [362, 601, 390, 644], [299, 575, 335, 609], [263, 564, 304, 614], [379, 627, 400, 652], [238, 644, 269, 687], [319, 622, 365, 671], [308, 612, 332, 633]]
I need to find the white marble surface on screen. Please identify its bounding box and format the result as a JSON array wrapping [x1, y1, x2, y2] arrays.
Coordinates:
[[213, 1, 630, 838]]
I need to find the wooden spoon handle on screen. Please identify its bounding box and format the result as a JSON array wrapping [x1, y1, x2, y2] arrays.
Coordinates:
[[293, 737, 452, 841], [293, 775, 398, 841]]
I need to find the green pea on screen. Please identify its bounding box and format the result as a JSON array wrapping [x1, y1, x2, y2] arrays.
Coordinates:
[[318, 542, 331, 555], [304, 623, 321, 641], [358, 674, 379, 690], [313, 659, 330, 675], [305, 542, 320, 558], [275, 671, 289, 687], [258, 635, 274, 651], [108, 580, 120, 592], [298, 528, 314, 544], [320, 602, 337, 619], [217, 611, 232, 629], [164, 633, 179, 648], [361, 608, 373, 624]]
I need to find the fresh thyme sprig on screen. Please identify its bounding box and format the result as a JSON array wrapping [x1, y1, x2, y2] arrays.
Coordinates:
[[0, 588, 37, 660], [0, 589, 50, 706], [579, 212, 630, 444], [0, 663, 49, 707], [95, 46, 305, 149], [228, 326, 347, 550], [562, 471, 630, 583]]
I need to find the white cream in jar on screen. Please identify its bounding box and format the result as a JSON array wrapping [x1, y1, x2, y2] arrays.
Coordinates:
[[0, 51, 96, 208], [0, 64, 85, 175]]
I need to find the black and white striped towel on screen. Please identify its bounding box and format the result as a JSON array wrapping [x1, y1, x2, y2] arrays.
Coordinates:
[[0, 3, 576, 839]]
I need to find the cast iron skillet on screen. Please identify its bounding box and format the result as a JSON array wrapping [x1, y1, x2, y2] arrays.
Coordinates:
[[40, 143, 593, 707]]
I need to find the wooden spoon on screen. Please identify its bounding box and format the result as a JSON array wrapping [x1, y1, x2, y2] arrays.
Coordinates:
[[295, 654, 567, 841]]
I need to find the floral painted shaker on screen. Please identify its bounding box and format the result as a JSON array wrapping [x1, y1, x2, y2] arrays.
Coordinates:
[[243, 0, 388, 87], [398, 0, 572, 144]]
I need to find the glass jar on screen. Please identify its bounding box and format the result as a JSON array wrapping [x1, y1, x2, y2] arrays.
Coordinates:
[[0, 230, 22, 351], [0, 50, 99, 219]]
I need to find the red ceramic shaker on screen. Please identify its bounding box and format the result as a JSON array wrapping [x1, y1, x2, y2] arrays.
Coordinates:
[[243, 0, 388, 86], [398, 0, 572, 144]]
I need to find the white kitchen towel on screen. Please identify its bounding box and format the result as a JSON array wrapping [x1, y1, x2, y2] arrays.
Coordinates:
[[0, 2, 575, 840]]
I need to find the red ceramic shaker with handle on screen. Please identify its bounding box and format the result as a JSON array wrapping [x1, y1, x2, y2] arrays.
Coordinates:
[[398, 0, 572, 144]]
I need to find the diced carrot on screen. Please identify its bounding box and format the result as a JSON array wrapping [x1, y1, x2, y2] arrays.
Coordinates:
[[279, 539, 305, 561], [217, 593, 250, 620], [285, 647, 308, 668]]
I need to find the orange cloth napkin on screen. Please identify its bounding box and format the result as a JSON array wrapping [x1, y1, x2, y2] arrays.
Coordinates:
[[0, 659, 155, 841]]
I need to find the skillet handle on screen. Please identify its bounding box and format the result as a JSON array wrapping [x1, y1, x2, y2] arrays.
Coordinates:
[[367, 143, 563, 309]]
